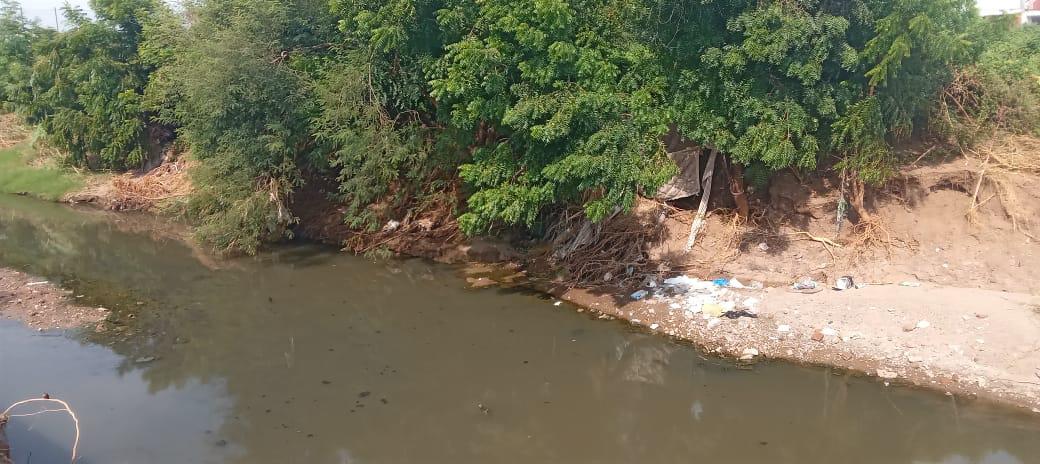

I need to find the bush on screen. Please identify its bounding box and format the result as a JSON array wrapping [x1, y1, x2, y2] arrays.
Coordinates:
[[10, 2, 157, 169], [933, 26, 1040, 145]]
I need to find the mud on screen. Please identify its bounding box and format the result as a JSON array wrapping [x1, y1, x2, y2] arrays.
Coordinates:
[[0, 267, 107, 330]]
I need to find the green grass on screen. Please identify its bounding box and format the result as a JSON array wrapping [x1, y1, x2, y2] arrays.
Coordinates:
[[0, 140, 82, 201]]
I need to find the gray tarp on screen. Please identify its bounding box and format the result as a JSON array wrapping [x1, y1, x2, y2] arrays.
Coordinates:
[[655, 127, 702, 201], [656, 147, 701, 201]]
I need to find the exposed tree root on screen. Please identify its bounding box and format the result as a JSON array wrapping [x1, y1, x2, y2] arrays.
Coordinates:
[[964, 134, 1040, 239], [546, 204, 666, 287]]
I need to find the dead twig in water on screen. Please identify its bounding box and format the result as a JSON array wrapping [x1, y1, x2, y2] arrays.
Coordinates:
[[2, 397, 81, 463]]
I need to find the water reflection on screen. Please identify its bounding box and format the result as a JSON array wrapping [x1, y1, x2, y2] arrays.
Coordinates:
[[1, 194, 1039, 464]]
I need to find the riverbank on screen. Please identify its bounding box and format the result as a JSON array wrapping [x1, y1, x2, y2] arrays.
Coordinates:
[[541, 282, 1040, 413], [0, 267, 107, 330], [4, 113, 1040, 413]]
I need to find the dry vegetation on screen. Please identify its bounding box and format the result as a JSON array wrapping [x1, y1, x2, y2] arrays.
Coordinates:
[[0, 113, 28, 148]]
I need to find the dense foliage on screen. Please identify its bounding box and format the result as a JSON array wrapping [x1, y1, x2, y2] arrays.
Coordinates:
[[4, 0, 157, 169], [933, 22, 1040, 144], [2, 0, 1030, 253]]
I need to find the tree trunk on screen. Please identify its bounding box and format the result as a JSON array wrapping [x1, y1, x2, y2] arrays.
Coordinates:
[[850, 177, 873, 222], [727, 158, 750, 218]]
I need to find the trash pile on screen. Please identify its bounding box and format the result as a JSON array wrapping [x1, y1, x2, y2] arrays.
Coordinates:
[[632, 275, 762, 321]]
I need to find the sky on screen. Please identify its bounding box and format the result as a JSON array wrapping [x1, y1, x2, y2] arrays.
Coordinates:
[[22, 0, 93, 29]]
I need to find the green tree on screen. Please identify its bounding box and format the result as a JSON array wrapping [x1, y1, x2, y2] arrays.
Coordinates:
[[146, 0, 337, 253], [0, 0, 46, 111], [15, 0, 159, 169], [430, 0, 675, 233]]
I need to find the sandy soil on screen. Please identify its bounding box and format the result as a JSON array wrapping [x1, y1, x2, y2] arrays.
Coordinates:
[[0, 267, 108, 330], [520, 152, 1040, 413], [539, 283, 1040, 413]]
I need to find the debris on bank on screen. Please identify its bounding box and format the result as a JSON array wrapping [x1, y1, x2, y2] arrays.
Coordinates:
[[0, 267, 107, 330], [630, 275, 764, 324], [553, 274, 1040, 412]]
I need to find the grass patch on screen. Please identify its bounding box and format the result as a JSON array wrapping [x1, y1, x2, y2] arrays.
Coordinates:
[[0, 140, 82, 201]]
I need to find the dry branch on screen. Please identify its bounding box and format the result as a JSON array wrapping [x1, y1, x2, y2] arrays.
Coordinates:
[[2, 397, 81, 463]]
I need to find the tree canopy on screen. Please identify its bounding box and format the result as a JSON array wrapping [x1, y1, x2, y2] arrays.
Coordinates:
[[0, 0, 1009, 253]]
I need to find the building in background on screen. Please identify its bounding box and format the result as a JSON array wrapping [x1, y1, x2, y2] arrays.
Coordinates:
[[978, 0, 1040, 24]]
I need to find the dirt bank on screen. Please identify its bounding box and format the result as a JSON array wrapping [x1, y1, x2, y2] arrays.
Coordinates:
[[537, 282, 1040, 413], [446, 146, 1040, 411], [0, 267, 108, 330], [515, 149, 1040, 413]]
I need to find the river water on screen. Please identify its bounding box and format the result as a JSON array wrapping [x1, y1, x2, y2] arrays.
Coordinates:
[[1, 194, 1038, 464]]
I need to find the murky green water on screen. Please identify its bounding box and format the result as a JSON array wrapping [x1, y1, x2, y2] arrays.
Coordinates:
[[1, 194, 1039, 464]]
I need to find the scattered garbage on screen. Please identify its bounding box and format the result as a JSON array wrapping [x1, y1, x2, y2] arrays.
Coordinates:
[[25, 281, 48, 287], [381, 219, 401, 233], [742, 297, 760, 311], [722, 310, 758, 320], [876, 369, 899, 380], [833, 276, 855, 291], [821, 327, 838, 337], [791, 278, 821, 293], [793, 279, 817, 290], [663, 275, 715, 292], [900, 281, 922, 288], [757, 242, 770, 252], [777, 324, 791, 333], [740, 348, 760, 360], [916, 320, 931, 329], [637, 274, 765, 326], [702, 303, 726, 318], [706, 318, 723, 329], [553, 301, 562, 307]]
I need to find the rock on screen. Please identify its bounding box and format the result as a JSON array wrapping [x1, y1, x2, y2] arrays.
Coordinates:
[[877, 369, 899, 380], [706, 318, 722, 329], [466, 277, 496, 288], [459, 238, 520, 263], [741, 348, 760, 359], [777, 324, 791, 333], [134, 356, 157, 364], [975, 312, 989, 319], [902, 323, 917, 332], [821, 327, 838, 337], [811, 330, 825, 342]]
